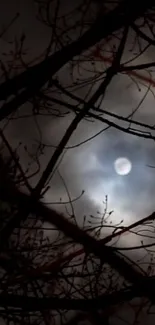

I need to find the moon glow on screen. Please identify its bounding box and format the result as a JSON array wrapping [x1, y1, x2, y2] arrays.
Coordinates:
[[114, 157, 132, 176]]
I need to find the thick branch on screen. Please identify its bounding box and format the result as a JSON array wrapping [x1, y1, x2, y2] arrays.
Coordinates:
[[0, 287, 143, 311], [0, 1, 154, 120]]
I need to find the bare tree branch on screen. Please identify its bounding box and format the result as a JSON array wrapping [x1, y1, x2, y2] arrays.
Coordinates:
[[0, 1, 154, 120], [0, 286, 144, 311], [131, 23, 155, 46]]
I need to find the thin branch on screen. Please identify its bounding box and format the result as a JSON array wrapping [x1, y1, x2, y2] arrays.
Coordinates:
[[120, 61, 155, 72], [0, 129, 32, 193], [131, 23, 155, 46], [0, 286, 144, 311], [102, 211, 155, 245], [51, 81, 155, 132], [39, 93, 155, 139]]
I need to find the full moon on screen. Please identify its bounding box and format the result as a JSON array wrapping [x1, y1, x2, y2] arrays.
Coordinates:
[[114, 157, 132, 176]]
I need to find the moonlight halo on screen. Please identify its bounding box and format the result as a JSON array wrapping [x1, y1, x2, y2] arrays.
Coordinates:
[[114, 157, 132, 176]]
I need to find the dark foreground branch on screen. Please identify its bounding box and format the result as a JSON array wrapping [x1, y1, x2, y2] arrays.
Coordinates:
[[0, 286, 144, 311], [0, 0, 154, 120]]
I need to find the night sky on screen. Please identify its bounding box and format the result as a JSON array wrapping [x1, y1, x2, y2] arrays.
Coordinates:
[[1, 1, 155, 322], [1, 0, 155, 233]]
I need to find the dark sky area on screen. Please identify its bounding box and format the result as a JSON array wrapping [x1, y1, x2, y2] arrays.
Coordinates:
[[1, 0, 155, 237], [0, 1, 155, 323]]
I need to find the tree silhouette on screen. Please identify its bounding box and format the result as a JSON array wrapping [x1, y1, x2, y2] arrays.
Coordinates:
[[0, 1, 155, 324]]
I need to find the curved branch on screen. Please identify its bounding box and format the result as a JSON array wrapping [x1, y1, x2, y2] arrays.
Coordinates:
[[0, 1, 154, 120]]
